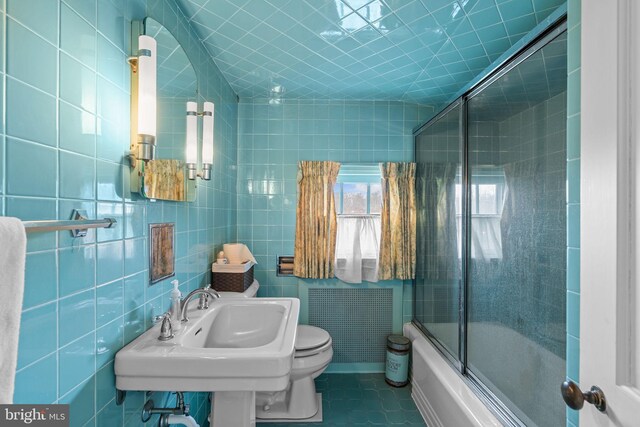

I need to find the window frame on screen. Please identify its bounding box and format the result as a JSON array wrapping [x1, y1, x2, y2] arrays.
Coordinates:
[[334, 181, 382, 215]]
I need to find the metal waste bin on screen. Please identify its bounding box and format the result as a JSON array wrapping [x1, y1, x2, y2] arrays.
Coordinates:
[[385, 335, 410, 387]]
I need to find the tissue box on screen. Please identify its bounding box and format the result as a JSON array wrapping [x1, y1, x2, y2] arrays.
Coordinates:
[[211, 262, 255, 292]]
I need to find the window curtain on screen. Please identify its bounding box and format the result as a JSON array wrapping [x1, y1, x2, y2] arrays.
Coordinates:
[[470, 217, 502, 260], [378, 162, 417, 280], [417, 163, 458, 281], [293, 161, 341, 279], [335, 215, 381, 283]]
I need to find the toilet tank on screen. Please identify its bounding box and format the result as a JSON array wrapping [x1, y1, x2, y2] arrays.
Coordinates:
[[217, 280, 259, 298]]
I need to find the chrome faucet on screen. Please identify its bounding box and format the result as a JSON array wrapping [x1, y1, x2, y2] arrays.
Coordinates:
[[180, 285, 220, 322]]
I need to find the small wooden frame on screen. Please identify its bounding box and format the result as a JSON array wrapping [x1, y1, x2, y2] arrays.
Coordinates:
[[149, 223, 175, 284]]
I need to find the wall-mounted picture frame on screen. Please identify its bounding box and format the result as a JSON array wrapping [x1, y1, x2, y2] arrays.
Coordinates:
[[149, 223, 175, 284]]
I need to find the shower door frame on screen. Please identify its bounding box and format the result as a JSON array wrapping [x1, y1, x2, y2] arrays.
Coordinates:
[[412, 16, 568, 427]]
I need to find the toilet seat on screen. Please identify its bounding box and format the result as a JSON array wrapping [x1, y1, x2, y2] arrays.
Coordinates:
[[295, 339, 333, 358], [295, 325, 332, 358]]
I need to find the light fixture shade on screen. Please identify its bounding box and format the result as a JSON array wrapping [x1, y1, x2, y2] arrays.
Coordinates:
[[202, 102, 214, 165], [137, 35, 156, 142], [185, 101, 198, 165]]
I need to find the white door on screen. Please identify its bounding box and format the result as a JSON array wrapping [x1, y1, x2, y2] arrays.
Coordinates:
[[580, 0, 640, 425]]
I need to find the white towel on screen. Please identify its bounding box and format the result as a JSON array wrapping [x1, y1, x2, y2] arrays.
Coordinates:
[[222, 243, 257, 265], [0, 217, 26, 404]]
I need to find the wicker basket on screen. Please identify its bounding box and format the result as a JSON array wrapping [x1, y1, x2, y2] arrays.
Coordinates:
[[211, 262, 255, 292]]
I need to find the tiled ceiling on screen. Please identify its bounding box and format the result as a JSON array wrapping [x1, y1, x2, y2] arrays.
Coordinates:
[[177, 0, 565, 105], [469, 30, 567, 121]]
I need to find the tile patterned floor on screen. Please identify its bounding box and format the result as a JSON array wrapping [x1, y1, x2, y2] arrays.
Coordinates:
[[256, 373, 427, 426]]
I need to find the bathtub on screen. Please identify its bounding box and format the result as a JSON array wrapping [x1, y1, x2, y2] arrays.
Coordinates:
[[404, 323, 501, 427], [404, 322, 565, 427]]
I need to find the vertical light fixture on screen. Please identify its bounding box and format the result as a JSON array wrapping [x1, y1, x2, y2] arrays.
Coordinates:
[[201, 102, 214, 181], [185, 101, 215, 181], [130, 34, 157, 161], [185, 101, 198, 180]]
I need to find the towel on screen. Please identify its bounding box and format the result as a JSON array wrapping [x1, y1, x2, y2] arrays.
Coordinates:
[[0, 217, 26, 404], [212, 260, 254, 273], [222, 243, 257, 265]]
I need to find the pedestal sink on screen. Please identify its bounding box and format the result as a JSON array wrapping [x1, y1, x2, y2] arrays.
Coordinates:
[[115, 297, 300, 427]]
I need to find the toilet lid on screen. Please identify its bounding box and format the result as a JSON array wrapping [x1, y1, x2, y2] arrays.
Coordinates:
[[295, 325, 331, 351]]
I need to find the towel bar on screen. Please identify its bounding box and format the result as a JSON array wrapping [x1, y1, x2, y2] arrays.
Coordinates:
[[23, 209, 117, 237]]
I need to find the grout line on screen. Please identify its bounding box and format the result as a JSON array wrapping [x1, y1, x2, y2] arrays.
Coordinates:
[[15, 349, 57, 375]]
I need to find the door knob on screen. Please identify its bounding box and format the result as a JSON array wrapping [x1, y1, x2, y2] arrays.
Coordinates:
[[561, 380, 607, 412]]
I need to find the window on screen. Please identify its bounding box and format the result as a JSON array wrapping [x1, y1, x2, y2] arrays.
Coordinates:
[[370, 183, 382, 214], [334, 163, 383, 215], [333, 164, 382, 283], [455, 181, 504, 215], [455, 167, 506, 260], [334, 182, 382, 214]]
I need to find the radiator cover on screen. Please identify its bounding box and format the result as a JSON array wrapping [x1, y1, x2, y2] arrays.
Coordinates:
[[308, 287, 394, 363]]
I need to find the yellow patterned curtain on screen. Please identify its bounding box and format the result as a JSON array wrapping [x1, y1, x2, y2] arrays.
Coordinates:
[[293, 161, 341, 279], [378, 162, 417, 280]]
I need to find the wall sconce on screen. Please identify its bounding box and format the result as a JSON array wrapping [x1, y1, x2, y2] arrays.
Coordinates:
[[129, 35, 157, 162], [185, 101, 215, 181], [201, 102, 214, 181], [186, 101, 198, 180]]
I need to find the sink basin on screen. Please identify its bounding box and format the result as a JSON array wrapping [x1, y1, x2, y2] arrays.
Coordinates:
[[114, 297, 300, 393], [183, 303, 286, 349]]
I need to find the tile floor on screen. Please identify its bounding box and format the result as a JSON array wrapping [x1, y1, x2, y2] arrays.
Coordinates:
[[256, 373, 427, 426]]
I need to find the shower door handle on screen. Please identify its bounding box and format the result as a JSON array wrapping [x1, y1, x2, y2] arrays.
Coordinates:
[[561, 380, 607, 412]]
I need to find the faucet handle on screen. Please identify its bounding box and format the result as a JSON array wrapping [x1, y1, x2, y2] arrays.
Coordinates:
[[153, 312, 170, 324], [157, 313, 174, 341], [198, 293, 209, 310]]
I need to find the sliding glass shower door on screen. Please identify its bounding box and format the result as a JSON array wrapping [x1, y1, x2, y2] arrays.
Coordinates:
[[414, 102, 462, 362], [466, 30, 567, 426], [413, 24, 567, 427]]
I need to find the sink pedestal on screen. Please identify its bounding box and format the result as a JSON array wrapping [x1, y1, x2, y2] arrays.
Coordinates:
[[212, 391, 256, 427]]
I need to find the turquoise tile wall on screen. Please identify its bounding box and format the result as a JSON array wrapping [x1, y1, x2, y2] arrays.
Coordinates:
[[566, 0, 580, 426], [237, 99, 433, 355], [2, 0, 238, 425]]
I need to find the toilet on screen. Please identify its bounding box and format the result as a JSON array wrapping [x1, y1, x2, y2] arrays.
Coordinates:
[[255, 324, 333, 420], [217, 280, 334, 421]]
